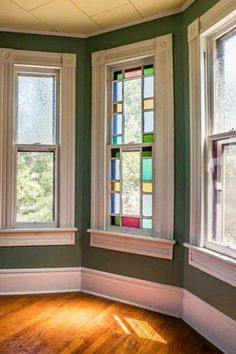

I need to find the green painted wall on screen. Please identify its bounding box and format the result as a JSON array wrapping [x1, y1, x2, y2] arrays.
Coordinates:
[[0, 0, 235, 321], [0, 33, 85, 268]]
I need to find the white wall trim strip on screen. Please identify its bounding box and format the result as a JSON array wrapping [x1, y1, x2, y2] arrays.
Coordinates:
[[183, 290, 236, 354], [0, 267, 235, 353]]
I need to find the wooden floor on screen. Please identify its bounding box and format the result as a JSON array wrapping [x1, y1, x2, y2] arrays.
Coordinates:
[[0, 293, 222, 354]]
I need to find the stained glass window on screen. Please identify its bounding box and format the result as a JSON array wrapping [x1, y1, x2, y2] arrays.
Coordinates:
[[109, 61, 154, 231]]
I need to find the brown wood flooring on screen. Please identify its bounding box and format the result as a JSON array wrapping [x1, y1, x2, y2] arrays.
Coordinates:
[[0, 292, 222, 354]]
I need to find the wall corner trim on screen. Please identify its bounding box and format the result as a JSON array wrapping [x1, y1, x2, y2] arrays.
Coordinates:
[[188, 18, 199, 42]]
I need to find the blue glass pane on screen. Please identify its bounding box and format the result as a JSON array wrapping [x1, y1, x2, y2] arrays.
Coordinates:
[[142, 195, 152, 217], [144, 76, 154, 98], [144, 111, 154, 133], [142, 159, 152, 181], [113, 114, 122, 135], [111, 193, 120, 214], [111, 159, 120, 180], [113, 81, 123, 102], [142, 219, 152, 229]]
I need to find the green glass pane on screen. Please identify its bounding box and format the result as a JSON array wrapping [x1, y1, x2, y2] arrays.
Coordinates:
[[114, 71, 123, 81], [142, 219, 152, 229], [142, 147, 152, 157], [111, 148, 120, 158], [143, 65, 154, 76], [143, 134, 154, 143], [142, 159, 152, 181], [111, 215, 120, 226], [112, 136, 122, 144]]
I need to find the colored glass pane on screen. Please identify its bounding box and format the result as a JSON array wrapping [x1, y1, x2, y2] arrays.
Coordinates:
[[144, 99, 154, 110], [114, 71, 123, 81], [144, 111, 154, 133], [142, 219, 152, 229], [111, 193, 120, 214], [142, 182, 152, 193], [112, 136, 122, 144], [122, 151, 140, 215], [111, 182, 120, 192], [111, 148, 120, 158], [124, 78, 142, 143], [122, 217, 140, 228], [111, 159, 120, 180], [142, 147, 152, 157], [124, 67, 142, 79], [142, 194, 152, 217], [142, 159, 152, 181], [143, 134, 154, 143], [111, 215, 120, 226], [144, 76, 154, 98], [143, 65, 154, 76], [113, 81, 123, 102], [113, 103, 122, 113], [113, 114, 122, 135]]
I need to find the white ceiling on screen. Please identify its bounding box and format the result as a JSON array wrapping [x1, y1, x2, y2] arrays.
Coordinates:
[[0, 0, 195, 37]]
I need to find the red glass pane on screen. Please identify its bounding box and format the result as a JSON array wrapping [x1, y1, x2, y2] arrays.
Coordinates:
[[124, 67, 142, 79], [122, 217, 140, 228]]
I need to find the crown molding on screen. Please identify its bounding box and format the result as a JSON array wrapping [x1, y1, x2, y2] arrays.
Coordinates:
[[0, 1, 195, 39]]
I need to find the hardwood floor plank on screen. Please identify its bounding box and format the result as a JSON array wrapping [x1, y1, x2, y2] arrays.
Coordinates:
[[0, 293, 222, 354]]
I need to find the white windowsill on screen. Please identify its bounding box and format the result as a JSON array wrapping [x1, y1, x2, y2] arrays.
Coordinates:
[[184, 243, 236, 287], [0, 228, 77, 247], [88, 229, 175, 259]]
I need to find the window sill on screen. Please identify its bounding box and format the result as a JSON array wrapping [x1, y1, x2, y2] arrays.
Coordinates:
[[0, 228, 77, 247], [184, 243, 236, 287], [88, 229, 175, 259]]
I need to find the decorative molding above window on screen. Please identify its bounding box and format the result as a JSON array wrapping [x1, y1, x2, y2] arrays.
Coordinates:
[[88, 35, 174, 258]]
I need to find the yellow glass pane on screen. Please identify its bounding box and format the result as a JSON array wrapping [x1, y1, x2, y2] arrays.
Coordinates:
[[142, 182, 152, 193], [113, 103, 123, 113], [111, 182, 120, 192], [144, 99, 154, 110]]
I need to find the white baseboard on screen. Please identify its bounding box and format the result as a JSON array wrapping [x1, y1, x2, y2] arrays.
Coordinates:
[[81, 267, 183, 318], [183, 290, 236, 354], [0, 267, 235, 353], [0, 267, 81, 295]]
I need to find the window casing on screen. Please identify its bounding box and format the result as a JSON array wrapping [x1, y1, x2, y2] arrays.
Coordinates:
[[187, 0, 236, 286], [0, 49, 76, 246], [89, 35, 175, 259]]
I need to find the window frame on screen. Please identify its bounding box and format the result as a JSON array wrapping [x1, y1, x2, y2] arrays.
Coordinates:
[[186, 0, 236, 285], [88, 35, 175, 259], [0, 49, 77, 246]]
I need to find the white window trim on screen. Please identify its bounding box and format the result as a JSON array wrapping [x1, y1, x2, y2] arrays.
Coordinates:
[[0, 49, 77, 246], [88, 35, 175, 259], [186, 0, 236, 285]]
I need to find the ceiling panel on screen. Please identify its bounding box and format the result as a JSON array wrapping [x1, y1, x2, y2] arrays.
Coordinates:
[[31, 0, 100, 33], [11, 0, 53, 11], [0, 0, 50, 30], [132, 0, 185, 17], [92, 3, 141, 29], [70, 0, 129, 17]]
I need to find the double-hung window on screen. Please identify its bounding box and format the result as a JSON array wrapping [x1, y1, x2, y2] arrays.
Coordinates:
[[89, 35, 175, 259], [187, 0, 236, 286], [0, 49, 76, 246]]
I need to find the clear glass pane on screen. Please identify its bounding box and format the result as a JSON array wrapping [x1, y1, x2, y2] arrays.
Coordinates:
[[144, 76, 154, 98], [16, 151, 54, 223], [16, 74, 56, 144], [142, 194, 152, 217], [223, 143, 236, 246], [124, 79, 142, 143], [142, 218, 152, 229], [122, 151, 140, 216], [215, 29, 236, 133]]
